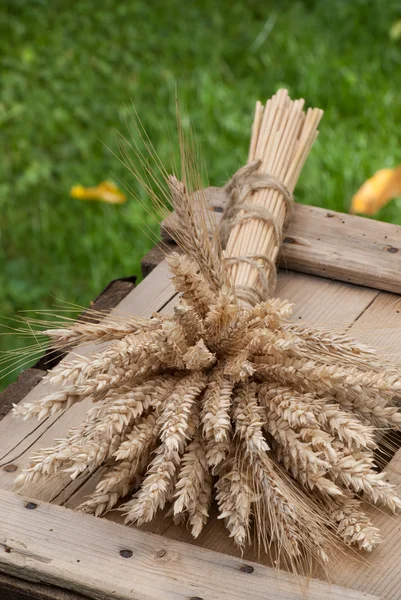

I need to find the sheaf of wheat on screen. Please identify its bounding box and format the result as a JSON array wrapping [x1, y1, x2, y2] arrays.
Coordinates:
[[12, 90, 401, 574]]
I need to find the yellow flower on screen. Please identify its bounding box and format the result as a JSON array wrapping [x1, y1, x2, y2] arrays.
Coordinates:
[[70, 181, 126, 204], [350, 166, 401, 215]]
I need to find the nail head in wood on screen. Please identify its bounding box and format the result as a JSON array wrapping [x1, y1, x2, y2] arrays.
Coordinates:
[[156, 549, 166, 558], [3, 464, 17, 472], [119, 549, 133, 559], [25, 501, 38, 510], [240, 564, 254, 574]]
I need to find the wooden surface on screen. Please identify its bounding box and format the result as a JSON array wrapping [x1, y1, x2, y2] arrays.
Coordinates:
[[0, 489, 379, 600], [333, 291, 401, 598], [1, 259, 399, 599], [161, 186, 401, 294], [2, 219, 401, 598]]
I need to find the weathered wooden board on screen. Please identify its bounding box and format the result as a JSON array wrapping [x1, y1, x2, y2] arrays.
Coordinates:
[[328, 291, 401, 599], [0, 489, 379, 600], [2, 217, 401, 599], [161, 186, 401, 294]]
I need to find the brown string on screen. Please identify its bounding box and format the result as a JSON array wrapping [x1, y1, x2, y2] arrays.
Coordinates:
[[221, 159, 293, 304], [224, 255, 276, 305]]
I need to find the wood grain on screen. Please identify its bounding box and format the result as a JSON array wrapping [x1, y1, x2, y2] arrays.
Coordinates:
[[0, 489, 379, 600], [161, 186, 401, 294], [326, 291, 401, 600]]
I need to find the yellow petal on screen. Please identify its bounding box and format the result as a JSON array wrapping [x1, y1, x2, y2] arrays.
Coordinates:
[[70, 185, 88, 199], [70, 181, 126, 204], [350, 167, 401, 215]]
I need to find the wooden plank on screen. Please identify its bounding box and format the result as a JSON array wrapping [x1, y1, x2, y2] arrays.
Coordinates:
[[161, 187, 401, 294], [329, 291, 401, 600], [280, 205, 401, 295], [0, 490, 379, 600]]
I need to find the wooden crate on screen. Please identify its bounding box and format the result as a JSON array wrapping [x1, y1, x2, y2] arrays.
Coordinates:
[[1, 189, 401, 600]]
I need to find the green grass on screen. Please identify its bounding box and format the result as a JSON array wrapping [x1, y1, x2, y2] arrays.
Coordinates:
[[1, 0, 401, 387]]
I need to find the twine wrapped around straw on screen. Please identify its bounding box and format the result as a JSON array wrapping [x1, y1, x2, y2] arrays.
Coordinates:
[[223, 90, 323, 304]]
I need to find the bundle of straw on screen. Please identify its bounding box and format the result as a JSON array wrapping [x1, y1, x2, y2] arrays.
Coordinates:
[[12, 90, 401, 576], [225, 89, 323, 301]]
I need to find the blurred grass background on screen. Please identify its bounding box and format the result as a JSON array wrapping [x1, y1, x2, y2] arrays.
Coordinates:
[[1, 0, 401, 387]]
